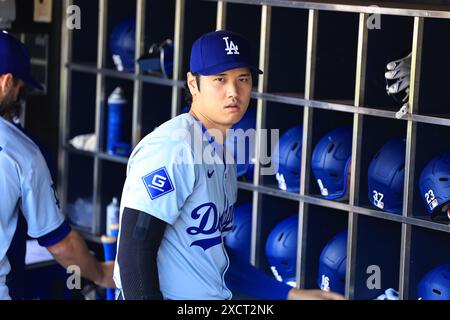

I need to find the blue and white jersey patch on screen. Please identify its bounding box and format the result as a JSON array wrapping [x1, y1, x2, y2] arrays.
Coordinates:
[[142, 167, 175, 200]]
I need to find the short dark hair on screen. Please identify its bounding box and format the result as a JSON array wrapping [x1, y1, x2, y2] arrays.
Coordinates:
[[12, 76, 20, 86], [184, 73, 201, 106]]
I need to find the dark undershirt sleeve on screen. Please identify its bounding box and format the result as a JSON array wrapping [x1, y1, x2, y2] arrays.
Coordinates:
[[117, 207, 167, 300]]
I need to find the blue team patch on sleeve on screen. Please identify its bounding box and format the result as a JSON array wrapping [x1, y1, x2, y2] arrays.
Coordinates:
[[142, 167, 175, 200]]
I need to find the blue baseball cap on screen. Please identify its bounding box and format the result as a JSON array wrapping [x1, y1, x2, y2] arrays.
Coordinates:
[[0, 31, 43, 90], [190, 30, 263, 76]]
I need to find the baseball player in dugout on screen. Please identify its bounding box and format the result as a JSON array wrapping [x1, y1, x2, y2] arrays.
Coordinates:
[[114, 30, 345, 300], [0, 31, 115, 300]]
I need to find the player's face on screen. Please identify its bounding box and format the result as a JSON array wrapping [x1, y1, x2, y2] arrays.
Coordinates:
[[193, 67, 252, 128]]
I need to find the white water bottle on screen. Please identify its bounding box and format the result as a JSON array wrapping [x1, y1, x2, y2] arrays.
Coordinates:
[[106, 197, 120, 237]]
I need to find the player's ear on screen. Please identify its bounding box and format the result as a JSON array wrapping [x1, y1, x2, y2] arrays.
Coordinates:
[[0, 73, 14, 95], [187, 72, 199, 96]]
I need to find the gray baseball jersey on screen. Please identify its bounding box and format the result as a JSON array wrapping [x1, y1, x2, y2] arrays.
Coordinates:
[[114, 113, 237, 299]]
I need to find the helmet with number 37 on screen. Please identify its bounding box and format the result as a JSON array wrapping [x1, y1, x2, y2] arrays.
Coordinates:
[[368, 138, 406, 214]]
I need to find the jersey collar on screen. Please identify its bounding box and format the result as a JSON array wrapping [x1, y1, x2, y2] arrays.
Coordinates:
[[189, 113, 225, 157]]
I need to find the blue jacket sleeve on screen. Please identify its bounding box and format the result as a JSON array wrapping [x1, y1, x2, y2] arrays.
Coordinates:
[[225, 250, 292, 300]]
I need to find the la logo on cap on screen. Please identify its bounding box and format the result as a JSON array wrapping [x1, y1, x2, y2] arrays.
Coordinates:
[[223, 37, 239, 55]]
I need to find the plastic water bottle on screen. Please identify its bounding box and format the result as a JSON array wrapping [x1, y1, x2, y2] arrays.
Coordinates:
[[101, 235, 118, 300], [106, 197, 120, 237], [107, 87, 127, 155]]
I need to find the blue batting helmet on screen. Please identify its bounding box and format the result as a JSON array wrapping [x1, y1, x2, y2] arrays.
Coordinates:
[[418, 264, 450, 300], [368, 138, 406, 214], [419, 151, 450, 220], [273, 125, 303, 193], [265, 215, 299, 287], [110, 17, 136, 72], [318, 230, 347, 295], [311, 126, 352, 200], [224, 202, 252, 262]]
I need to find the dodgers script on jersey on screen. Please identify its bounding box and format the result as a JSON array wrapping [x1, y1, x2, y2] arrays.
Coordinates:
[[114, 113, 238, 299], [0, 117, 65, 300]]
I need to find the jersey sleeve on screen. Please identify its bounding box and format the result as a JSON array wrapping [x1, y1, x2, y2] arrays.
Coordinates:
[[121, 139, 196, 225], [20, 152, 65, 238]]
